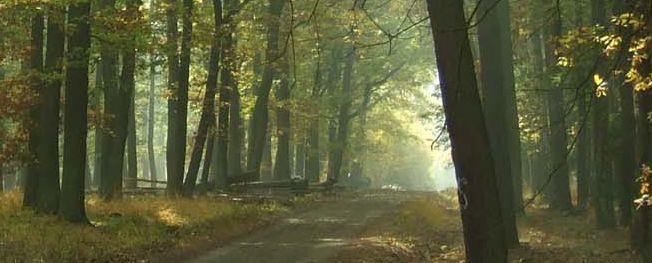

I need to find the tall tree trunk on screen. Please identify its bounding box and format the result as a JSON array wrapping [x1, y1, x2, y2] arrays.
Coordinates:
[[497, 1, 524, 212], [59, 0, 92, 223], [24, 11, 44, 208], [93, 65, 103, 189], [183, 0, 221, 195], [305, 58, 323, 183], [200, 119, 216, 185], [571, 0, 590, 211], [247, 0, 286, 175], [227, 77, 243, 178], [126, 96, 137, 189], [148, 54, 158, 188], [542, 0, 572, 210], [36, 6, 65, 214], [475, 0, 519, 247], [426, 0, 507, 261], [274, 58, 291, 180], [328, 48, 354, 184], [591, 0, 615, 228], [294, 142, 305, 178], [613, 0, 636, 227], [98, 0, 126, 200], [165, 0, 182, 195], [305, 121, 319, 182]]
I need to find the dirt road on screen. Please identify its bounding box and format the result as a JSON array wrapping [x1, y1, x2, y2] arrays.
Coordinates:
[[188, 191, 410, 263]]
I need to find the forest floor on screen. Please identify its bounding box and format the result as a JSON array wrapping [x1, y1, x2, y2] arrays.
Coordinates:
[[185, 190, 641, 263], [0, 190, 289, 262], [1, 189, 642, 262]]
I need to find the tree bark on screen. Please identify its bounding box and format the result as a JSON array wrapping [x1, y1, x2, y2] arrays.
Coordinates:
[[183, 0, 221, 195], [247, 0, 286, 175], [126, 95, 138, 189], [426, 1, 507, 261], [591, 0, 615, 228], [475, 0, 519, 247], [328, 48, 354, 184], [24, 11, 44, 208], [148, 54, 158, 188], [98, 0, 127, 200], [542, 0, 573, 210], [613, 0, 636, 227], [274, 57, 291, 180], [165, 0, 182, 195], [59, 0, 92, 223], [36, 6, 65, 214]]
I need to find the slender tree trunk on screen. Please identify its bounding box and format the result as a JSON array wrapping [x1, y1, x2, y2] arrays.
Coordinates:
[[613, 0, 636, 227], [247, 0, 286, 175], [475, 0, 519, 247], [305, 121, 320, 182], [329, 48, 354, 184], [497, 1, 524, 212], [93, 65, 103, 189], [36, 6, 65, 214], [24, 11, 44, 208], [261, 132, 273, 180], [183, 0, 221, 195], [591, 0, 615, 228], [570, 0, 591, 211], [542, 0, 572, 210], [59, 0, 91, 223], [426, 1, 507, 261], [274, 58, 291, 180], [227, 78, 243, 178], [126, 96, 137, 189], [294, 142, 305, 178], [200, 119, 216, 185], [98, 0, 127, 200], [165, 0, 182, 195], [148, 54, 158, 188]]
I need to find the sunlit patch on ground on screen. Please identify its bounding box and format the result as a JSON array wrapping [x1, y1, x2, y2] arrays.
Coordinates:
[[0, 190, 286, 262], [334, 191, 639, 262]]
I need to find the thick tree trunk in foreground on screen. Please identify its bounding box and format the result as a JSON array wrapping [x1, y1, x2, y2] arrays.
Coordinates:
[[475, 0, 519, 247], [426, 0, 507, 261], [247, 0, 286, 175], [37, 6, 65, 214], [24, 12, 44, 208], [59, 1, 92, 223]]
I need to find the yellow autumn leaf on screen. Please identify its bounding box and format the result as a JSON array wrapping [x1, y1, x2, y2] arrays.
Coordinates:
[[593, 74, 604, 86]]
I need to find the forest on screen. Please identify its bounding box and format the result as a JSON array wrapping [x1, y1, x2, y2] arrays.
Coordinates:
[[0, 0, 650, 262]]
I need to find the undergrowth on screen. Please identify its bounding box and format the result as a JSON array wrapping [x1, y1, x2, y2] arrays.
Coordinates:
[[0, 190, 286, 262]]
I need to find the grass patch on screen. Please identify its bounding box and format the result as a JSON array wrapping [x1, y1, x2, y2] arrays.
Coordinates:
[[0, 190, 286, 262]]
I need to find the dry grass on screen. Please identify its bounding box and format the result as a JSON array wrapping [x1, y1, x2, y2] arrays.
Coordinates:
[[336, 191, 640, 263], [0, 190, 286, 262]]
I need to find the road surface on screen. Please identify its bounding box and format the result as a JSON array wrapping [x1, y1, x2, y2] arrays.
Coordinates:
[[188, 191, 410, 263]]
